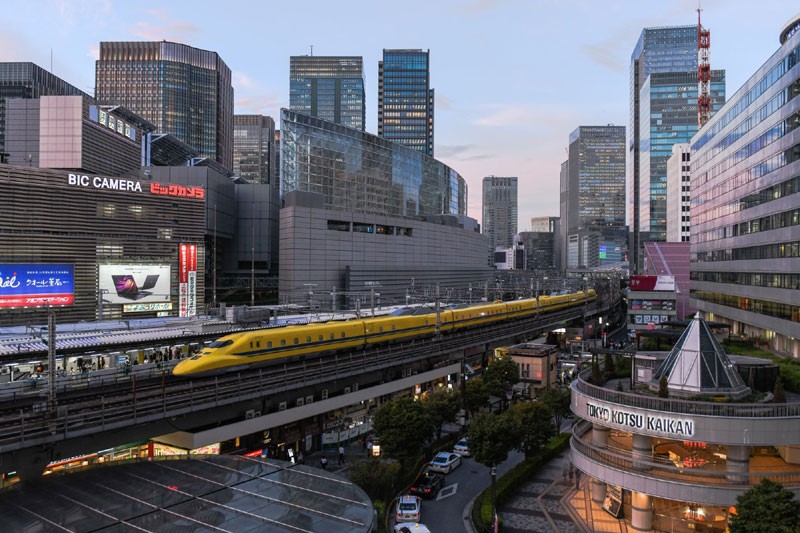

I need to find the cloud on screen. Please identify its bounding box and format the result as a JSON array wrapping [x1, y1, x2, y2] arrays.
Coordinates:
[[436, 92, 453, 111], [580, 42, 626, 73], [437, 144, 492, 161], [130, 9, 199, 41], [87, 45, 99, 61], [235, 94, 285, 115], [234, 72, 257, 91]]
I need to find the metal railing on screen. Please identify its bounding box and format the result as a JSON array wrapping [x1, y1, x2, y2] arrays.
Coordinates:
[[572, 372, 800, 418]]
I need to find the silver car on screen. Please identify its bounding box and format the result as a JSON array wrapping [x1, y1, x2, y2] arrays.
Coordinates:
[[428, 451, 462, 474]]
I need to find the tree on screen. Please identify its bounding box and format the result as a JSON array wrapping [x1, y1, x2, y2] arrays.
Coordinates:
[[729, 479, 800, 533], [506, 402, 555, 458], [468, 412, 516, 468], [658, 375, 669, 398], [482, 355, 520, 409], [348, 459, 402, 502], [603, 352, 615, 380], [774, 376, 786, 403], [372, 397, 431, 461], [421, 387, 460, 440], [463, 379, 490, 419], [539, 388, 572, 432]]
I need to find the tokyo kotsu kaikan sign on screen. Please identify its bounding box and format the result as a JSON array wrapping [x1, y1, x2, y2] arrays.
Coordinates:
[[586, 401, 695, 438]]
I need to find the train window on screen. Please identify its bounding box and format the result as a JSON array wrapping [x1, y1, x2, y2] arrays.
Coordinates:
[[267, 341, 272, 348], [306, 336, 312, 343], [281, 340, 286, 347], [294, 338, 299, 345], [392, 325, 396, 331], [250, 342, 253, 348], [330, 334, 335, 340], [209, 340, 234, 348], [379, 327, 383, 333], [318, 335, 323, 341], [341, 332, 345, 338], [256, 341, 260, 348]]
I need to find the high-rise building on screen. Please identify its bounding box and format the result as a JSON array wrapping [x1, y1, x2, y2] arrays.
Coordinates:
[[628, 26, 725, 270], [482, 176, 518, 260], [95, 41, 234, 172], [378, 49, 434, 156], [233, 115, 276, 184], [666, 143, 691, 242], [289, 56, 365, 131], [691, 14, 800, 357], [562, 126, 628, 269], [0, 62, 88, 161]]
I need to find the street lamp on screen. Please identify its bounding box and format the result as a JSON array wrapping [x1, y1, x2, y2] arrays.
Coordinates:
[[491, 465, 498, 530]]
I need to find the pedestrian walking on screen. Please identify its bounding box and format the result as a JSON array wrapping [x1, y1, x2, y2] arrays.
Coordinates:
[[338, 445, 345, 465], [320, 456, 328, 470]]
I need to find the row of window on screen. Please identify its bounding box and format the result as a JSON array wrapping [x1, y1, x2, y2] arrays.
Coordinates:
[[327, 220, 413, 236], [693, 204, 800, 244], [692, 43, 800, 151], [694, 112, 799, 208], [691, 290, 800, 323], [691, 271, 800, 290], [692, 239, 800, 262]]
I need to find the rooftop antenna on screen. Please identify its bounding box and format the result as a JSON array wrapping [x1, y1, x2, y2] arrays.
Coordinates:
[[310, 45, 313, 56], [697, 4, 711, 127]]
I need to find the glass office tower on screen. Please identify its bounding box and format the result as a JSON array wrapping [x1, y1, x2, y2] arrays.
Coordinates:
[[95, 41, 234, 172], [233, 115, 276, 184], [691, 16, 800, 357], [378, 49, 434, 157], [482, 176, 518, 260], [629, 26, 712, 270], [280, 109, 464, 217], [563, 126, 629, 269], [0, 62, 88, 160], [289, 56, 366, 131]]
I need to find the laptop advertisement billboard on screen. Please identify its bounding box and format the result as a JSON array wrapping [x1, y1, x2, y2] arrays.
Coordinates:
[[0, 264, 74, 308], [99, 265, 171, 305]]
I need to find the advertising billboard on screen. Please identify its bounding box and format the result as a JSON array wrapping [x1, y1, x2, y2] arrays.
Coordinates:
[[629, 275, 675, 292], [98, 265, 171, 305], [179, 243, 197, 317], [0, 264, 74, 308]]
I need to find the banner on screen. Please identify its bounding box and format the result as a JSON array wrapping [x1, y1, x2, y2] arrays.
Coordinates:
[[179, 244, 197, 317], [99, 264, 170, 305], [629, 275, 675, 292], [0, 264, 74, 308]]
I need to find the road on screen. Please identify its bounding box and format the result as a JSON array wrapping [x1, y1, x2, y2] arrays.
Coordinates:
[[414, 450, 524, 533]]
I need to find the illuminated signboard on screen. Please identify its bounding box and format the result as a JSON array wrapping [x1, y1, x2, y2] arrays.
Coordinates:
[[90, 105, 137, 141], [179, 244, 198, 317], [66, 173, 204, 200], [586, 401, 695, 438], [0, 264, 74, 308], [99, 264, 171, 306], [123, 302, 173, 313]]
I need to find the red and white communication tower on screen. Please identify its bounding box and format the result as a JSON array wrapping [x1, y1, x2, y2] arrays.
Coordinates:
[[697, 8, 711, 127]]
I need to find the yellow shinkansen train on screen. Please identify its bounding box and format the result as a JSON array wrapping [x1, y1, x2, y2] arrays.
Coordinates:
[[172, 289, 597, 376]]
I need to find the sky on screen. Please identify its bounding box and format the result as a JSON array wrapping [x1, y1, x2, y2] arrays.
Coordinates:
[[1, 0, 797, 229]]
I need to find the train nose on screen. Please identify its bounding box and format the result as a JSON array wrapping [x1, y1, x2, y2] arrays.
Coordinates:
[[172, 358, 198, 376]]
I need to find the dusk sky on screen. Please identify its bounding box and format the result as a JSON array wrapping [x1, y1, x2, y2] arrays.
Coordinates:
[[1, 0, 797, 229]]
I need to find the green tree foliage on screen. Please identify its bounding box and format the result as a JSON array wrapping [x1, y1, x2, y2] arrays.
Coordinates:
[[421, 387, 460, 439], [539, 388, 572, 432], [603, 352, 615, 380], [774, 376, 786, 403], [658, 375, 669, 398], [372, 397, 431, 460], [348, 459, 402, 502], [467, 412, 516, 468], [729, 479, 800, 533], [506, 402, 556, 458], [482, 355, 520, 408], [463, 379, 490, 419]]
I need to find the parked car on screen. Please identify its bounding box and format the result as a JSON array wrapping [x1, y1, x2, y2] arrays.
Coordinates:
[[395, 495, 421, 523], [409, 471, 444, 499], [394, 523, 431, 533], [453, 437, 470, 456], [428, 451, 462, 474]]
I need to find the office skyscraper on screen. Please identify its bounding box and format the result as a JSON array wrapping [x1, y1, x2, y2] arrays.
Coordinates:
[[628, 26, 725, 271], [289, 56, 365, 131], [0, 62, 88, 161], [233, 115, 276, 184], [95, 41, 234, 172], [482, 176, 518, 260], [378, 49, 434, 156], [562, 126, 628, 269]]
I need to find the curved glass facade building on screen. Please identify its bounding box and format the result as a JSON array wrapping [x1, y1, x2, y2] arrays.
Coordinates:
[[280, 109, 466, 217]]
